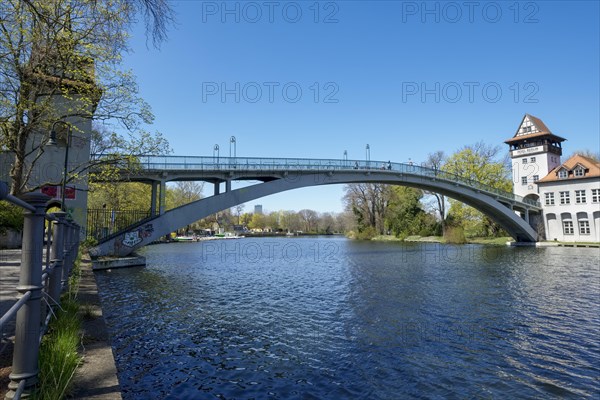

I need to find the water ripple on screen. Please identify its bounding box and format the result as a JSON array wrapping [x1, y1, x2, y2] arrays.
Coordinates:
[[95, 239, 600, 399]]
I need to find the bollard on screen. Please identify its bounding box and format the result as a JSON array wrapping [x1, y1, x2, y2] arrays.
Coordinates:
[[5, 193, 49, 399], [48, 212, 66, 310]]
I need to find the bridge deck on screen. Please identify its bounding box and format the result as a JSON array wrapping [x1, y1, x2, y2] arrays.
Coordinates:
[[91, 155, 542, 211]]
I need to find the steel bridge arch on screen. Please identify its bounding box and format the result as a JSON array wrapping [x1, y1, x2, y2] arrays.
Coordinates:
[[90, 170, 539, 257]]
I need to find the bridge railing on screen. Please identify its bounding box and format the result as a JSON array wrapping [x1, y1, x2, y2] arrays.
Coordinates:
[[0, 182, 80, 399], [90, 155, 542, 208]]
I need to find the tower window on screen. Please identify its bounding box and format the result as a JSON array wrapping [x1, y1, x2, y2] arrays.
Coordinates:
[[522, 158, 528, 164], [533, 175, 539, 182], [530, 157, 536, 163], [521, 177, 527, 185]]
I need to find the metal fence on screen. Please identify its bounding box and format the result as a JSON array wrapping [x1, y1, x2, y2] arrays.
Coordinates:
[[0, 182, 80, 399], [86, 208, 153, 241]]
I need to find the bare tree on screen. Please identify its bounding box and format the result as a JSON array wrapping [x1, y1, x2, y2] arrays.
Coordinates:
[[343, 183, 393, 234], [423, 151, 448, 233]]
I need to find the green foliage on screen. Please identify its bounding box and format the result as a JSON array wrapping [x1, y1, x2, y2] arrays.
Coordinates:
[[36, 297, 82, 400], [0, 203, 24, 233], [444, 226, 467, 244], [385, 187, 440, 238], [35, 247, 83, 400], [443, 142, 512, 237], [355, 226, 377, 240]]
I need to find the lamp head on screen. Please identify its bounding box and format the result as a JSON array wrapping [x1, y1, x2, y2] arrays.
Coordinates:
[[48, 130, 58, 146]]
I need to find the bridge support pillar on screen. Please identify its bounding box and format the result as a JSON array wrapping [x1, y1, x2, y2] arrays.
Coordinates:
[[524, 209, 530, 224], [151, 181, 158, 216], [226, 179, 231, 193], [159, 180, 166, 215], [214, 182, 220, 196]]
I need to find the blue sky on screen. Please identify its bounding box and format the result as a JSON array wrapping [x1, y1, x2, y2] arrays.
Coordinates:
[[122, 0, 600, 213]]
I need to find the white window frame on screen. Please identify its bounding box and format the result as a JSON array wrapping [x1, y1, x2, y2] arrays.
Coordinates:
[[579, 220, 590, 235], [575, 190, 586, 204], [559, 191, 570, 205], [531, 157, 536, 163], [533, 175, 539, 182], [592, 189, 600, 203], [558, 169, 568, 179], [574, 167, 584, 177], [544, 192, 555, 206], [522, 158, 528, 164], [563, 220, 574, 235], [521, 177, 528, 185]]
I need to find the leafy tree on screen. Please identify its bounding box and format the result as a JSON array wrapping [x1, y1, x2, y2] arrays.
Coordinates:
[[166, 181, 204, 210], [443, 142, 512, 237], [88, 182, 151, 211], [248, 213, 266, 230], [0, 0, 173, 195], [385, 186, 433, 238]]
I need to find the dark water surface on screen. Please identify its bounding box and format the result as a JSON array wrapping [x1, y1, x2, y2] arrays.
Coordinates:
[[95, 238, 600, 399]]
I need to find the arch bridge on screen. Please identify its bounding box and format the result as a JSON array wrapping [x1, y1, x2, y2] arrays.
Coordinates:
[[89, 155, 542, 257]]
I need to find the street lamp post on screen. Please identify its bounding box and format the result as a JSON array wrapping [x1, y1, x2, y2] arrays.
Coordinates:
[[48, 121, 72, 212], [366, 144, 370, 167], [230, 136, 236, 158], [343, 150, 348, 167], [213, 144, 220, 164]]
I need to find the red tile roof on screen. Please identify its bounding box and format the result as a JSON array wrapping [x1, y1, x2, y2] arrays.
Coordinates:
[[504, 114, 566, 144], [537, 154, 600, 183]]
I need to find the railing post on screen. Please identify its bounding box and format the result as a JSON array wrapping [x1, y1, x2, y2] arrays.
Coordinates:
[[5, 193, 49, 399], [48, 212, 66, 310], [62, 220, 73, 291]]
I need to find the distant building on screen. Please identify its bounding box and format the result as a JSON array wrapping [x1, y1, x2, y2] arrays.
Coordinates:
[[507, 114, 600, 242], [254, 204, 263, 215]]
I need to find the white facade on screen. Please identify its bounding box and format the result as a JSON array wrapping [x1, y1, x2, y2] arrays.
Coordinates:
[[538, 178, 600, 242], [507, 114, 600, 242], [508, 114, 564, 200], [512, 147, 561, 199]]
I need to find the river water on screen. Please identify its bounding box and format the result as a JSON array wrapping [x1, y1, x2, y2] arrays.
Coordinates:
[[95, 237, 600, 399]]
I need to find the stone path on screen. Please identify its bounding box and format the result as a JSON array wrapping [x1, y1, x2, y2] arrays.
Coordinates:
[[0, 250, 122, 399]]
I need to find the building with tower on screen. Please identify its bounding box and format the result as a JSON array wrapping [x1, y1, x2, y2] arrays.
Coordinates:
[[506, 114, 600, 242]]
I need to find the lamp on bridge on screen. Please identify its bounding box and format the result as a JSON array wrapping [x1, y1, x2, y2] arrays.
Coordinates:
[[343, 150, 347, 162], [48, 120, 72, 212], [230, 136, 236, 158], [366, 144, 370, 166], [213, 144, 220, 164]]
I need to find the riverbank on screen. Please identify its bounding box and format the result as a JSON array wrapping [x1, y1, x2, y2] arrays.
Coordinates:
[[70, 255, 122, 399], [371, 235, 513, 245], [371, 235, 600, 247]]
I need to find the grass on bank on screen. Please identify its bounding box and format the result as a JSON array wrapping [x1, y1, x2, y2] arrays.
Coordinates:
[[355, 227, 511, 246], [34, 251, 83, 400]]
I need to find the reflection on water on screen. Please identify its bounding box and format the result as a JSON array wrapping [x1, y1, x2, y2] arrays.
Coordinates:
[[95, 238, 600, 399]]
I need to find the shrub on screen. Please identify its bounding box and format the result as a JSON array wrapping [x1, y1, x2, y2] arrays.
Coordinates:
[[0, 203, 24, 233], [444, 226, 467, 244]]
